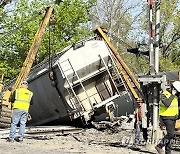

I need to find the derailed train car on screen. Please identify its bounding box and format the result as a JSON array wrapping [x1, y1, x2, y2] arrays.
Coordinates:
[[26, 36, 130, 126]]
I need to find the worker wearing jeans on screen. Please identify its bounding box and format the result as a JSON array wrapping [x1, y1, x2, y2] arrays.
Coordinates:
[[7, 81, 33, 142], [9, 109, 28, 141], [155, 81, 180, 154]]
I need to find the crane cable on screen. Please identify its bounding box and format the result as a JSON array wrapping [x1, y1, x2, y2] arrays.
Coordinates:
[[48, 24, 52, 69], [47, 23, 71, 117], [48, 23, 56, 69]]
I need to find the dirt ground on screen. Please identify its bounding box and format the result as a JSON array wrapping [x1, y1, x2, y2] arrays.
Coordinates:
[[0, 128, 180, 154]]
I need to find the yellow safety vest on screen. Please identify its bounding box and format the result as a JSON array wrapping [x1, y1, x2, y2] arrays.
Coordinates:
[[159, 90, 178, 116], [13, 88, 33, 111]]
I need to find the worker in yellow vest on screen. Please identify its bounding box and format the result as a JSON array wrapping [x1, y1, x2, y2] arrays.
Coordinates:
[[155, 81, 180, 154], [7, 81, 33, 142]]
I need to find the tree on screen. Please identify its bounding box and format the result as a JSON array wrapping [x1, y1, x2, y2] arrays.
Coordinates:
[[90, 0, 149, 74], [135, 0, 180, 72], [0, 0, 96, 82], [159, 0, 180, 70], [0, 0, 12, 8]]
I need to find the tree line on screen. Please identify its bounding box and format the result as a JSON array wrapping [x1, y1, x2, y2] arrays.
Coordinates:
[[0, 0, 179, 82]]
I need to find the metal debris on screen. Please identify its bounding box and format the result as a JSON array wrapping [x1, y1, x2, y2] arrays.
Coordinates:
[[92, 114, 135, 131]]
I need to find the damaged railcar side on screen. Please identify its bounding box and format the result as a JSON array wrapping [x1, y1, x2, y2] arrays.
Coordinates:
[[27, 37, 130, 126]]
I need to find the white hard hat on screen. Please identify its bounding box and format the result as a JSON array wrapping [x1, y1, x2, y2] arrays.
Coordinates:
[[21, 81, 28, 86], [172, 81, 180, 92]]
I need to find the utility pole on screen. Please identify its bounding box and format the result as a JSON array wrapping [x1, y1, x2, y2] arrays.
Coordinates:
[[138, 0, 166, 145], [148, 0, 154, 75], [152, 0, 161, 143], [154, 0, 160, 74], [147, 0, 159, 143]]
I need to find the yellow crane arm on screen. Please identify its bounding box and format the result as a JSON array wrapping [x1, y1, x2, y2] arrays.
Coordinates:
[[13, 6, 54, 91], [94, 26, 141, 100], [0, 74, 4, 92], [1, 7, 54, 108], [114, 58, 139, 99], [0, 7, 54, 128]]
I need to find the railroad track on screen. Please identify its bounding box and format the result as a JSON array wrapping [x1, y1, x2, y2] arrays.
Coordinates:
[[0, 125, 83, 138]]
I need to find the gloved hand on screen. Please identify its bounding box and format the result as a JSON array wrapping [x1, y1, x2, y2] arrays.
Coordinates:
[[172, 89, 177, 95]]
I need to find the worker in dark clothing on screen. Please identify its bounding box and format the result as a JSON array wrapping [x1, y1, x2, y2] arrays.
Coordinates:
[[134, 98, 148, 145], [7, 81, 33, 142], [155, 81, 180, 154]]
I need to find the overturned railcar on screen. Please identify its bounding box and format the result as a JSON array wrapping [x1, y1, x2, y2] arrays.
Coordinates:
[[27, 37, 129, 126]]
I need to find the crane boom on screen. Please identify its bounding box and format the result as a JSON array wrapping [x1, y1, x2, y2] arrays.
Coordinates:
[[94, 26, 142, 100], [13, 7, 54, 91], [0, 7, 54, 128]]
